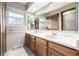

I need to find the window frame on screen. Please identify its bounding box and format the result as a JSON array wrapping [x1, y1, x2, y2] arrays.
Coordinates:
[[61, 8, 76, 31], [7, 10, 25, 26]]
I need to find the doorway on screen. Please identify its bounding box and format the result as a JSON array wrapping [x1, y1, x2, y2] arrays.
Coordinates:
[[6, 10, 26, 51]]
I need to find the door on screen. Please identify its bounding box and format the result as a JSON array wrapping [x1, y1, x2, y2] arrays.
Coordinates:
[[36, 42, 47, 56], [6, 9, 25, 51], [26, 34, 30, 47], [30, 39, 35, 53], [0, 2, 6, 56]]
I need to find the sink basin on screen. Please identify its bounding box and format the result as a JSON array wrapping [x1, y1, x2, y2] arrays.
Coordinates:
[[31, 32, 37, 34], [31, 31, 37, 34], [44, 35, 56, 39]]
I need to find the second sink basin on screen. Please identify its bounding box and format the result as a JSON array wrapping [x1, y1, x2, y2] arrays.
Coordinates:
[[44, 35, 56, 39]]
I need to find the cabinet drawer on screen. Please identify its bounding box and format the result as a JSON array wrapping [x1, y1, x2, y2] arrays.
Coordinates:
[[30, 35, 35, 42], [48, 42, 78, 56], [30, 35, 35, 39], [36, 37, 47, 46], [48, 48, 63, 56]]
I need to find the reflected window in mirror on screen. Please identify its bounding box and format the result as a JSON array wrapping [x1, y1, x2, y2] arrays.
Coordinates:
[[47, 14, 59, 30], [61, 8, 76, 31]]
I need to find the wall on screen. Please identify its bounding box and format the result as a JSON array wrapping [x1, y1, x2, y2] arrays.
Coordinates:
[[77, 3, 79, 32], [6, 2, 26, 14]]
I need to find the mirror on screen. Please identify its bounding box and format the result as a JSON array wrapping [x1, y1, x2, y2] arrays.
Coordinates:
[[47, 14, 59, 30], [35, 19, 39, 29], [61, 8, 76, 31]]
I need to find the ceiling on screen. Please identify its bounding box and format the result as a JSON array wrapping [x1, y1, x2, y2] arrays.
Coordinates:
[[26, 2, 50, 14], [35, 2, 72, 15], [19, 2, 28, 5], [26, 2, 73, 15]]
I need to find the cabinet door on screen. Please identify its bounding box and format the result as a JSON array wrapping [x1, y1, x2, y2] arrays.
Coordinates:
[[48, 48, 63, 56], [26, 34, 30, 47], [48, 42, 78, 56], [30, 35, 35, 42], [30, 39, 36, 53], [36, 42, 47, 56]]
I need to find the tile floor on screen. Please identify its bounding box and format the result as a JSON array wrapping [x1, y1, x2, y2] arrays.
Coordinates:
[[5, 45, 35, 56]]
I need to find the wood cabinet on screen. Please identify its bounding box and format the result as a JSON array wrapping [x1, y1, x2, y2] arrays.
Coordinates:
[[48, 41, 79, 56], [25, 33, 79, 56], [36, 42, 47, 56], [26, 33, 30, 47], [36, 38, 47, 46], [36, 37, 47, 56], [30, 35, 36, 53], [48, 48, 63, 56]]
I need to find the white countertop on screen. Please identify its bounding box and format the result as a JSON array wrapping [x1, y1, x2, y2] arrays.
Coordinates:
[[26, 30, 79, 50]]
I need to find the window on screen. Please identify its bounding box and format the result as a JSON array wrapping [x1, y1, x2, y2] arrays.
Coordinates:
[[7, 11, 25, 27], [62, 9, 76, 31], [8, 11, 24, 18]]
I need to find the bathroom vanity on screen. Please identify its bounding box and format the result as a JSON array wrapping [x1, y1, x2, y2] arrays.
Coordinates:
[[25, 31, 79, 56]]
